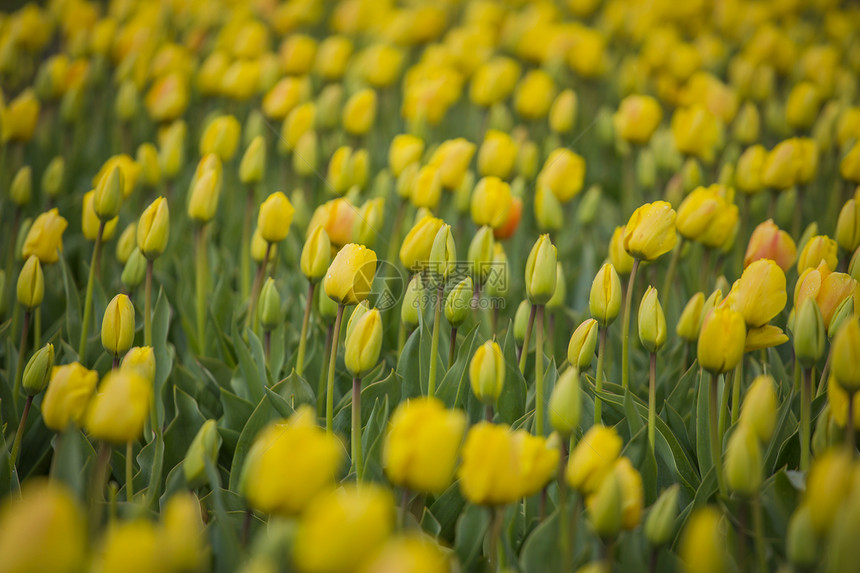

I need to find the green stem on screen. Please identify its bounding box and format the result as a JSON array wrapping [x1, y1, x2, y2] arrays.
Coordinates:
[[621, 259, 641, 390], [535, 304, 545, 436], [428, 284, 443, 397], [732, 360, 743, 425], [12, 310, 30, 417], [661, 238, 683, 302], [34, 307, 40, 349], [594, 326, 608, 424], [488, 506, 505, 573], [144, 260, 153, 346], [195, 226, 208, 356], [518, 304, 536, 374], [448, 326, 457, 370], [352, 376, 363, 480], [126, 441, 134, 502], [397, 320, 406, 356], [79, 222, 105, 360], [317, 323, 334, 418], [88, 441, 112, 537], [558, 442, 572, 573], [246, 243, 272, 333], [719, 369, 733, 447], [398, 488, 410, 530], [296, 282, 316, 377], [800, 368, 812, 471], [8, 395, 33, 475], [326, 304, 345, 433], [240, 186, 254, 301], [752, 495, 767, 573], [710, 372, 726, 496], [649, 352, 657, 451]]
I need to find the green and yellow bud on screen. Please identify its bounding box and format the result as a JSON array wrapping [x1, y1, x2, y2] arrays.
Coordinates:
[[183, 419, 222, 488], [93, 166, 123, 222], [445, 277, 473, 328], [10, 166, 32, 206], [137, 197, 170, 259], [794, 299, 826, 368], [401, 274, 423, 329], [84, 369, 151, 443], [697, 307, 746, 374], [345, 309, 382, 377], [258, 278, 281, 332], [644, 485, 680, 547], [121, 347, 156, 383], [17, 255, 44, 309], [121, 249, 147, 290], [831, 317, 860, 394], [22, 343, 54, 396], [568, 319, 598, 371], [525, 234, 557, 305], [257, 192, 295, 244], [239, 135, 266, 184], [677, 292, 705, 341], [187, 168, 220, 224], [589, 263, 622, 327], [301, 226, 331, 282], [101, 294, 135, 358], [429, 225, 456, 280], [725, 423, 762, 495], [638, 286, 667, 353], [469, 340, 504, 405], [549, 367, 581, 437]]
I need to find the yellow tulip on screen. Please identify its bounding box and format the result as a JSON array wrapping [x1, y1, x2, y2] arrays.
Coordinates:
[[262, 76, 310, 120], [281, 102, 316, 152], [121, 346, 156, 383], [428, 138, 475, 190], [345, 309, 382, 377], [786, 81, 820, 131], [566, 425, 623, 494], [187, 169, 221, 224], [307, 198, 358, 249], [638, 287, 667, 353], [144, 72, 189, 123], [384, 397, 466, 494], [388, 134, 424, 177], [469, 340, 505, 405], [240, 136, 266, 184], [680, 507, 728, 573], [159, 493, 207, 572], [613, 95, 663, 145], [410, 165, 443, 210], [257, 192, 295, 244], [359, 534, 449, 573], [797, 234, 838, 272], [697, 307, 746, 374], [827, 377, 860, 430], [342, 89, 377, 136], [762, 139, 800, 190], [42, 362, 98, 431], [609, 226, 635, 274], [84, 369, 151, 443], [279, 34, 317, 75], [744, 219, 797, 271], [549, 89, 578, 134], [804, 449, 854, 534], [525, 234, 558, 305], [537, 149, 586, 202], [357, 43, 405, 88], [671, 105, 720, 163], [315, 35, 353, 80], [724, 259, 787, 327], [399, 215, 444, 271], [623, 201, 677, 261], [10, 166, 31, 206], [200, 115, 241, 161], [325, 243, 377, 305], [735, 144, 767, 194], [841, 141, 860, 183], [1, 89, 40, 143], [832, 318, 860, 394], [740, 375, 778, 443], [21, 208, 68, 264], [677, 292, 705, 341], [514, 69, 556, 120], [470, 56, 520, 107], [101, 294, 135, 357], [137, 197, 170, 259], [478, 130, 517, 179], [97, 520, 162, 572], [589, 263, 622, 327], [471, 176, 513, 229]]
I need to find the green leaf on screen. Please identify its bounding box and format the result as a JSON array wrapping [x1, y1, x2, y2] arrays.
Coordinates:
[[231, 322, 265, 404], [396, 327, 422, 400], [696, 369, 711, 478], [455, 503, 490, 570], [265, 385, 295, 419], [435, 324, 478, 409], [228, 396, 276, 492], [152, 288, 173, 430], [429, 481, 467, 542], [275, 370, 315, 410], [333, 370, 399, 435], [60, 255, 82, 353], [498, 324, 527, 425], [204, 460, 242, 573]]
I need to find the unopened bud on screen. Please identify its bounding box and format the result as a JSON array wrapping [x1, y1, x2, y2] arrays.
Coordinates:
[[644, 485, 680, 547], [638, 286, 667, 353], [549, 367, 581, 437], [258, 278, 281, 331], [22, 343, 54, 395], [568, 319, 598, 371], [183, 419, 222, 488], [445, 277, 473, 328]]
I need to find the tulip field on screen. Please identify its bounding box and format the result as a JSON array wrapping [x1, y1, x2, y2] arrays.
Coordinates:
[[4, 0, 860, 572]]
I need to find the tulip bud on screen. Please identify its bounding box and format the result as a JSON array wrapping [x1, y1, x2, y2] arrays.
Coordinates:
[[739, 375, 777, 444], [836, 199, 860, 253], [577, 185, 602, 226], [429, 225, 456, 280], [725, 423, 762, 495], [568, 319, 598, 371], [549, 367, 581, 437], [258, 278, 282, 332], [343, 89, 377, 136], [200, 115, 241, 162], [798, 234, 838, 272], [239, 136, 266, 184], [676, 292, 705, 341], [488, 103, 513, 133], [805, 450, 854, 534], [258, 192, 295, 244], [471, 176, 513, 229], [697, 307, 746, 374], [478, 130, 517, 179], [794, 299, 825, 368], [786, 81, 820, 131], [525, 234, 557, 305], [513, 300, 531, 342], [42, 156, 65, 198], [586, 263, 620, 328], [325, 243, 377, 306], [115, 80, 139, 121], [587, 469, 623, 539], [93, 166, 123, 221], [137, 197, 170, 260], [680, 507, 729, 573], [546, 263, 567, 310], [121, 347, 155, 383], [445, 277, 472, 328], [623, 201, 677, 261], [828, 296, 854, 339], [10, 166, 32, 206], [644, 485, 680, 548], [17, 256, 44, 309], [82, 192, 118, 242], [84, 370, 151, 443], [744, 219, 797, 271], [318, 285, 339, 324], [345, 309, 382, 377], [733, 102, 760, 145], [549, 89, 577, 134], [401, 274, 423, 329], [354, 197, 383, 247], [832, 318, 860, 394], [636, 148, 657, 190], [466, 226, 494, 287], [537, 149, 586, 202], [101, 294, 135, 357], [22, 343, 54, 396], [469, 340, 504, 405], [136, 143, 161, 189], [638, 287, 667, 353], [301, 226, 331, 283], [121, 249, 147, 290], [516, 140, 539, 180], [535, 186, 563, 231], [183, 420, 222, 488], [787, 506, 816, 567], [609, 227, 635, 275], [159, 120, 186, 180], [388, 134, 424, 178], [187, 169, 220, 224]]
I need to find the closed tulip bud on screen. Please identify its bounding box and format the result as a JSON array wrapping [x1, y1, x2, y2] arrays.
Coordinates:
[[724, 259, 787, 327], [644, 485, 680, 547], [762, 139, 800, 190], [257, 192, 295, 244], [623, 201, 677, 261], [187, 169, 220, 224], [1, 89, 40, 143], [199, 115, 241, 162], [549, 89, 577, 134], [91, 166, 123, 224], [22, 343, 54, 396], [294, 485, 393, 572], [301, 226, 331, 282], [21, 208, 67, 265], [744, 219, 797, 271], [549, 367, 582, 437], [183, 419, 222, 488], [478, 130, 517, 179], [84, 369, 150, 443], [516, 140, 539, 180], [786, 82, 820, 131], [42, 362, 98, 431], [388, 134, 424, 178], [828, 296, 854, 339], [535, 186, 563, 231], [587, 469, 623, 539], [842, 141, 860, 183], [428, 138, 477, 190], [280, 102, 316, 153], [609, 227, 635, 274], [384, 397, 467, 494], [345, 309, 382, 377], [484, 242, 510, 297], [566, 425, 623, 494], [525, 234, 557, 305], [794, 299, 826, 368], [471, 176, 513, 229], [429, 225, 456, 280], [739, 375, 777, 444], [577, 185, 602, 226], [680, 158, 702, 194], [805, 449, 854, 534], [671, 105, 720, 163], [342, 89, 377, 136], [677, 292, 705, 341], [787, 506, 816, 567], [733, 102, 760, 145], [636, 148, 657, 190], [613, 95, 663, 145], [589, 263, 622, 327], [136, 143, 160, 188], [93, 155, 140, 200], [798, 234, 838, 272], [101, 294, 135, 357], [239, 136, 266, 184], [680, 507, 728, 573], [735, 144, 767, 194], [10, 166, 32, 206], [724, 423, 762, 495], [400, 275, 423, 329], [836, 199, 860, 253], [121, 346, 155, 383], [469, 340, 504, 405], [17, 256, 44, 309], [325, 243, 377, 305], [514, 70, 556, 120], [317, 285, 339, 324], [467, 226, 494, 286], [832, 318, 860, 394], [547, 263, 567, 310], [638, 287, 667, 353], [537, 149, 586, 203], [158, 120, 186, 180], [360, 534, 449, 573], [567, 318, 598, 372], [400, 216, 444, 271], [445, 277, 473, 328], [676, 186, 722, 241], [42, 156, 65, 198], [258, 278, 282, 332], [136, 197, 169, 259], [698, 307, 746, 374], [828, 376, 860, 431], [290, 130, 317, 178], [121, 249, 147, 289], [115, 80, 139, 120], [80, 191, 116, 242]]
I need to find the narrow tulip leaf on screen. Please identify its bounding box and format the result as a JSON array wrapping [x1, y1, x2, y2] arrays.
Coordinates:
[[396, 327, 422, 400], [143, 433, 164, 510], [219, 388, 254, 434], [174, 363, 222, 420], [498, 324, 527, 425], [265, 387, 295, 419], [428, 482, 467, 542], [762, 393, 798, 475], [454, 503, 491, 570], [420, 507, 442, 538], [695, 369, 711, 478], [60, 255, 82, 352], [268, 324, 286, 380], [204, 459, 242, 573], [152, 288, 173, 430], [273, 370, 315, 411], [767, 347, 790, 395], [197, 356, 235, 391], [435, 324, 479, 409], [162, 386, 206, 473], [47, 430, 89, 497], [231, 322, 265, 404], [228, 396, 276, 492], [623, 425, 658, 505], [361, 396, 389, 483], [332, 370, 399, 435], [519, 504, 563, 572], [624, 388, 645, 435]]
